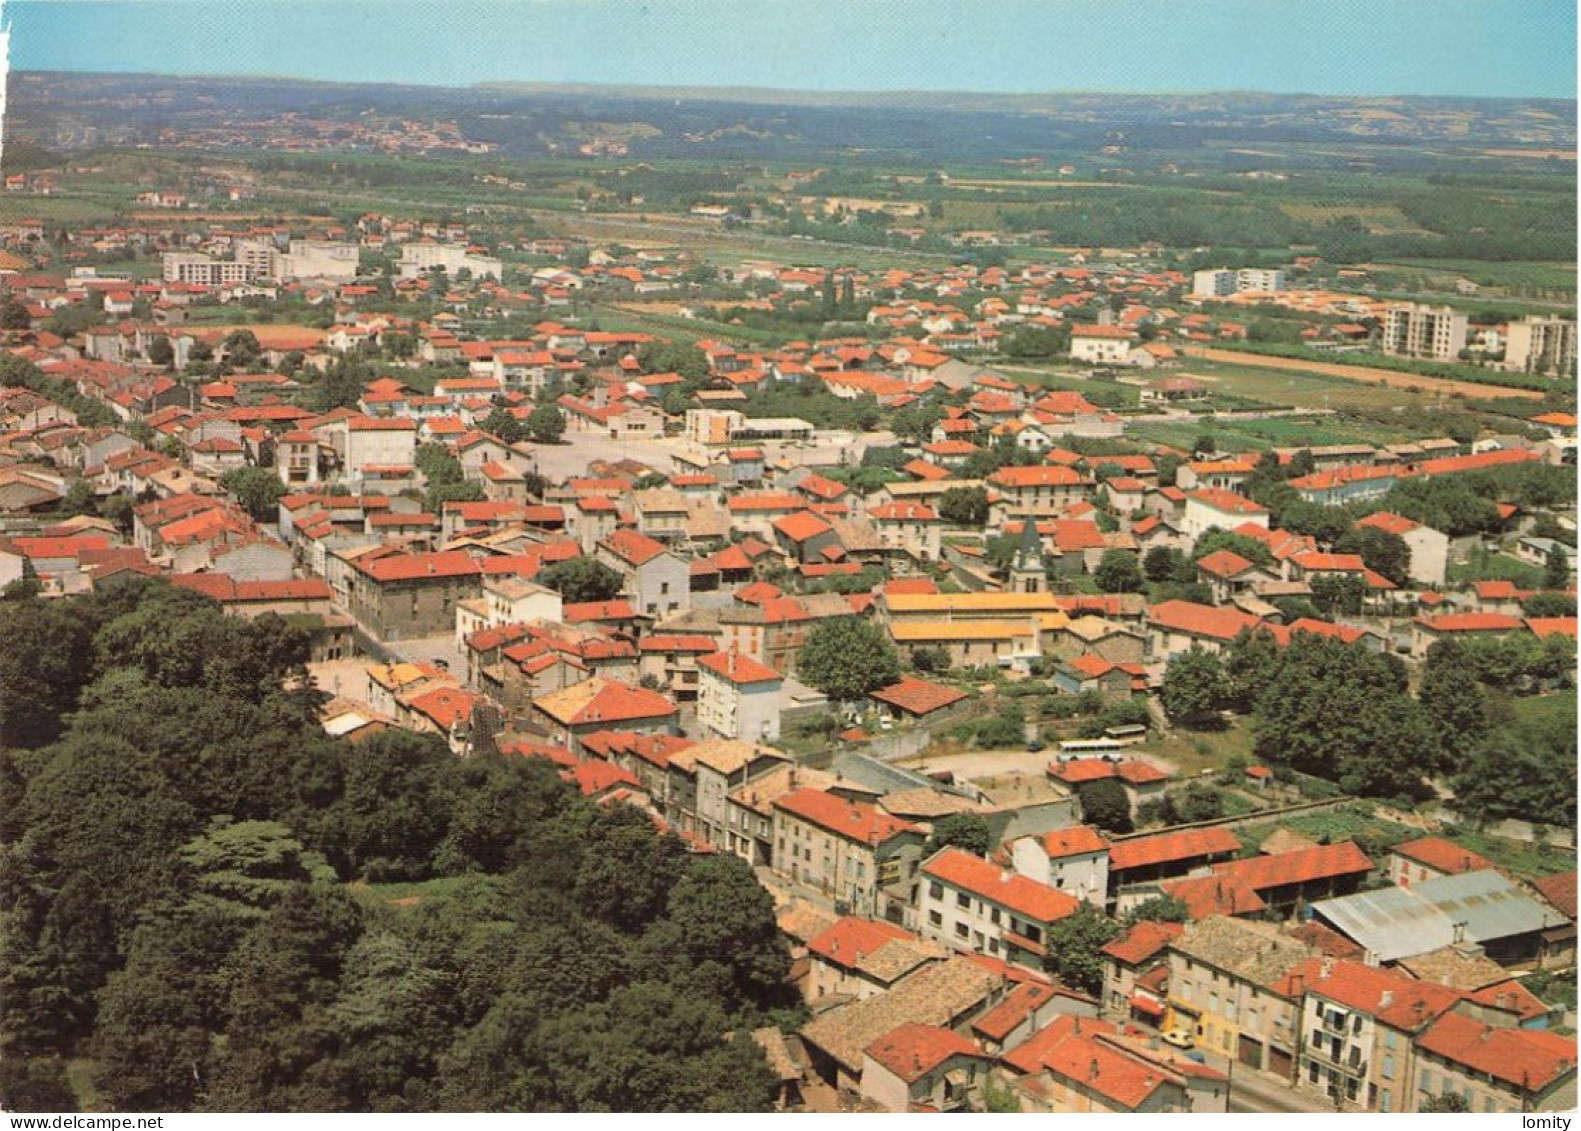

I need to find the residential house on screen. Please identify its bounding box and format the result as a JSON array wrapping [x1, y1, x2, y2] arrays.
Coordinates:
[[531, 676, 677, 753], [595, 530, 689, 618], [918, 847, 1079, 968], [696, 649, 785, 743], [1167, 916, 1320, 1080], [1010, 825, 1111, 907], [860, 1023, 995, 1113], [665, 737, 790, 852], [771, 787, 928, 920], [1291, 958, 1461, 1112]]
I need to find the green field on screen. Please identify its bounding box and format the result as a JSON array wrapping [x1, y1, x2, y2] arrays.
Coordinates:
[[1372, 258, 1577, 296], [1447, 550, 1547, 588]]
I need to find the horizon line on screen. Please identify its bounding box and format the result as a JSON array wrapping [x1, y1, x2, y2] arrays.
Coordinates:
[[14, 67, 1579, 105]]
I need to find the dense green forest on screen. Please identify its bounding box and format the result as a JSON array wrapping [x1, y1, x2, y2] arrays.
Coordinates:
[[0, 581, 792, 1113]]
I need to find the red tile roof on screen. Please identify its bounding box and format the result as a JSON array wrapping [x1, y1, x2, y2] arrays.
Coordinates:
[[870, 676, 968, 716], [1533, 871, 1578, 920], [1356, 511, 1420, 536], [1297, 957, 1461, 1033], [1196, 549, 1257, 579], [599, 528, 668, 566], [1214, 840, 1372, 891], [1188, 487, 1269, 516], [697, 649, 781, 684], [1108, 827, 1242, 872], [1148, 599, 1263, 642], [808, 916, 917, 969], [774, 788, 921, 847], [772, 510, 835, 543], [1416, 1011, 1577, 1091], [972, 982, 1057, 1042], [865, 1023, 988, 1082], [988, 465, 1086, 489], [1041, 825, 1109, 859], [1392, 836, 1495, 877], [1414, 612, 1525, 634], [1101, 920, 1184, 966], [923, 848, 1079, 925]]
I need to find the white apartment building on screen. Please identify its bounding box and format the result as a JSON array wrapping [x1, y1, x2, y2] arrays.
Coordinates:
[[1381, 304, 1468, 362], [398, 241, 504, 281], [1192, 267, 1286, 297], [1504, 315, 1577, 378]]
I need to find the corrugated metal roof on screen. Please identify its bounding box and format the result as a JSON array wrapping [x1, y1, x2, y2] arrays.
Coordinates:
[[1313, 870, 1568, 963], [1312, 886, 1455, 963], [1416, 869, 1570, 942]]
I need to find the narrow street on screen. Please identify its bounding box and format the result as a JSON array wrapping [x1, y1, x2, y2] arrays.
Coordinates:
[[1228, 1067, 1340, 1114]]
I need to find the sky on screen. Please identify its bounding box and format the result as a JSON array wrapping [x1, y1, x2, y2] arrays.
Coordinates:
[[4, 0, 1577, 99]]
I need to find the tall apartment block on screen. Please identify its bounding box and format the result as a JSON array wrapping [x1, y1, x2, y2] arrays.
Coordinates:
[[1380, 303, 1468, 361], [1504, 315, 1577, 378]]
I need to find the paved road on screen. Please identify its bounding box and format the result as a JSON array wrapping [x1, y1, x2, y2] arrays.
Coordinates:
[[1228, 1067, 1339, 1114]]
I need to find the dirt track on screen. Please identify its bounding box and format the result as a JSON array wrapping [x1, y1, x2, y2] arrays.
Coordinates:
[[1181, 346, 1544, 402]]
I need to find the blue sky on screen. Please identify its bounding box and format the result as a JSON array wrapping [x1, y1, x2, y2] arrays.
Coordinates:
[[6, 0, 1577, 99]]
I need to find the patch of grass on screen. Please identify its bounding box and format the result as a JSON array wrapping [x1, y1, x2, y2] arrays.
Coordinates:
[[347, 875, 479, 909], [1132, 719, 1258, 778], [67, 1058, 101, 1112], [1447, 550, 1546, 588]]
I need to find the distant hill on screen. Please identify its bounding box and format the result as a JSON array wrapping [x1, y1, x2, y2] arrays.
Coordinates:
[[6, 71, 1575, 167]]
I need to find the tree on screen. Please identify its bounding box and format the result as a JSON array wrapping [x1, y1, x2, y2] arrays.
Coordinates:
[[910, 645, 952, 674], [1336, 526, 1411, 587], [1524, 591, 1578, 618], [1143, 545, 1187, 583], [1418, 640, 1489, 768], [1160, 647, 1230, 727], [481, 407, 525, 445], [1450, 694, 1576, 827], [1093, 549, 1144, 593], [1224, 627, 1280, 709], [795, 617, 902, 703], [136, 332, 174, 369], [1042, 904, 1122, 995], [221, 329, 263, 370], [1175, 783, 1224, 823], [1419, 1093, 1470, 1113], [219, 466, 287, 522], [927, 814, 991, 857], [937, 485, 990, 527], [1253, 634, 1437, 799], [538, 556, 624, 605], [1076, 778, 1132, 834], [0, 296, 31, 330], [1122, 895, 1190, 927], [1544, 543, 1571, 591], [1191, 529, 1274, 568], [526, 403, 565, 444]]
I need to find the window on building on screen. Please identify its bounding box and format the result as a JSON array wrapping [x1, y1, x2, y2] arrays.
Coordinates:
[[929, 882, 944, 900], [1308, 1061, 1320, 1085], [928, 910, 943, 927], [989, 938, 1000, 954], [956, 892, 970, 909], [990, 908, 1001, 925], [954, 921, 969, 939]]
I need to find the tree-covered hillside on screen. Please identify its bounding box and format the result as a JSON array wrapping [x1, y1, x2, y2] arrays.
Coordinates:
[[0, 580, 793, 1113]]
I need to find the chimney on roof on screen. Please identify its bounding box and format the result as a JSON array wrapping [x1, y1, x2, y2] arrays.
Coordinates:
[[1380, 991, 1394, 1011], [1320, 957, 1334, 979], [1089, 1058, 1101, 1082]]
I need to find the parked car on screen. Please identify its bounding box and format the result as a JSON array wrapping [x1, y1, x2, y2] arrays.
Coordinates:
[[1161, 1028, 1196, 1050]]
